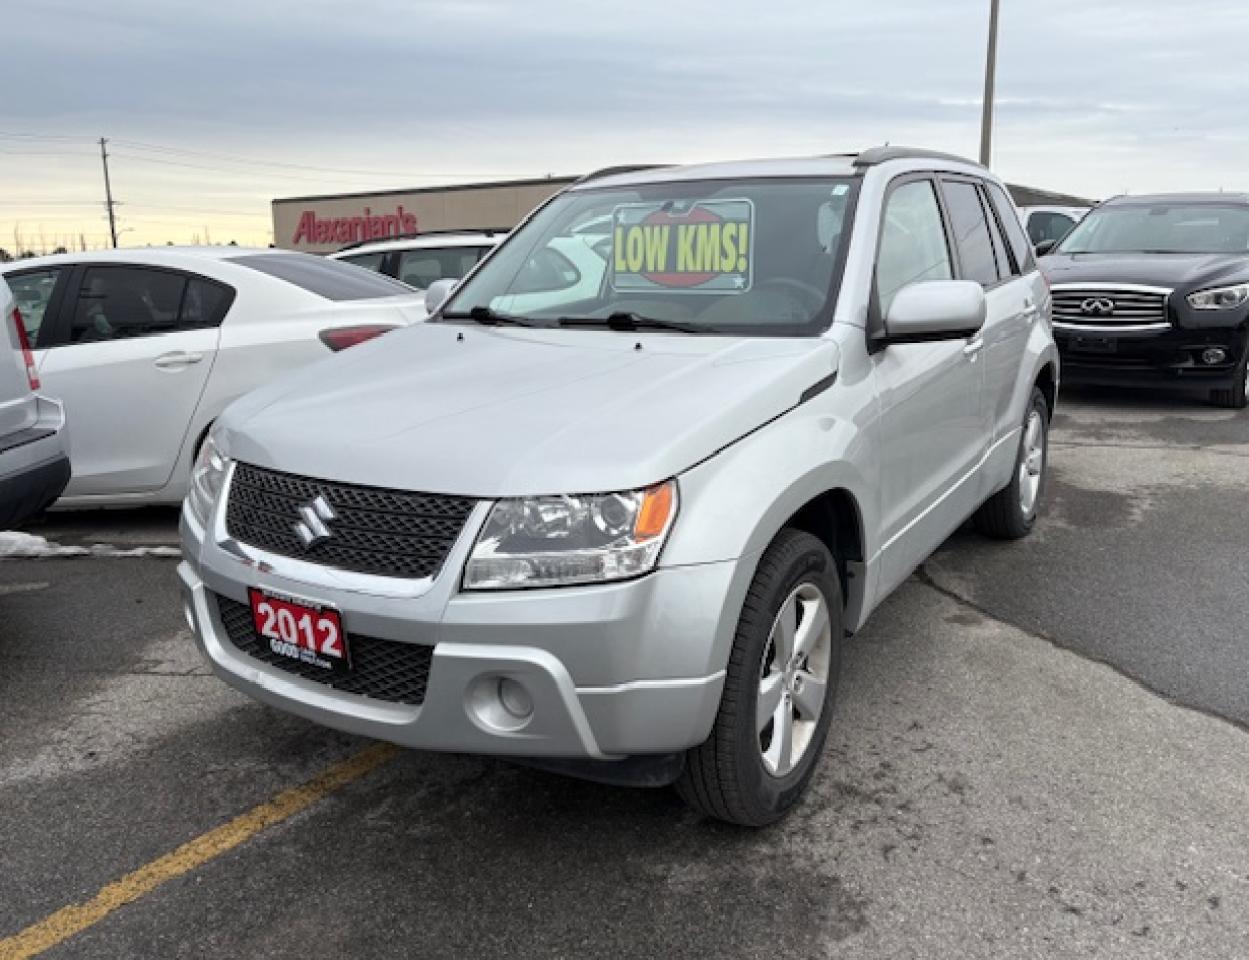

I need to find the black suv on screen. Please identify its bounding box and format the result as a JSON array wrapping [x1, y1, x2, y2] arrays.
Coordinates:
[[1039, 193, 1249, 408]]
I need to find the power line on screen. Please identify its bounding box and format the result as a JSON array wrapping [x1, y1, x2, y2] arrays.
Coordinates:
[[0, 129, 532, 181]]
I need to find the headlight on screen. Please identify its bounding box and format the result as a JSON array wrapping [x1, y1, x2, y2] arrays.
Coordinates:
[[464, 481, 678, 590], [186, 430, 231, 527], [1188, 283, 1249, 311]]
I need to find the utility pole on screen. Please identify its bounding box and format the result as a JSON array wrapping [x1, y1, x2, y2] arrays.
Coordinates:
[[979, 0, 1000, 167], [99, 137, 119, 248]]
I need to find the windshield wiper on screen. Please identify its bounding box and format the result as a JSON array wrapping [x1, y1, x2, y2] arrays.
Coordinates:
[[440, 306, 549, 328], [557, 312, 719, 334]]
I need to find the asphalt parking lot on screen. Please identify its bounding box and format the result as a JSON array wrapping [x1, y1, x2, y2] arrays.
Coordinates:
[[2, 388, 1247, 959]]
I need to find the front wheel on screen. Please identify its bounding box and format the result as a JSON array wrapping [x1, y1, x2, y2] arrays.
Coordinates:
[[974, 385, 1049, 540], [676, 529, 842, 826]]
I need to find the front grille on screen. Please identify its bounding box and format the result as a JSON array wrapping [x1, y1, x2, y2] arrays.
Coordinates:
[[1051, 286, 1170, 327], [225, 462, 474, 580], [215, 595, 433, 705]]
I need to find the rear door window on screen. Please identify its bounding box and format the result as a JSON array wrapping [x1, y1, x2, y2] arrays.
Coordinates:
[[980, 184, 1015, 278], [941, 179, 1003, 286], [70, 267, 189, 343], [180, 277, 235, 328], [985, 183, 1035, 272], [229, 252, 411, 300]]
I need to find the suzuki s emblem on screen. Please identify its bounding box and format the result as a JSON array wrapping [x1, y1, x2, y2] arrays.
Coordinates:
[[1081, 297, 1116, 316], [294, 496, 336, 548]]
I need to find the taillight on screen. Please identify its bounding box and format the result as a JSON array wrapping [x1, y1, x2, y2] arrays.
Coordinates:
[[11, 307, 39, 390], [318, 324, 397, 352]]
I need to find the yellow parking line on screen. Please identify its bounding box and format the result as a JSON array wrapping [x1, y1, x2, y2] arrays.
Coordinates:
[[0, 742, 400, 960]]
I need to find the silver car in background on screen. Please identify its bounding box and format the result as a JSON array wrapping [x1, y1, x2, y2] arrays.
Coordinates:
[[180, 148, 1058, 825], [0, 277, 69, 529]]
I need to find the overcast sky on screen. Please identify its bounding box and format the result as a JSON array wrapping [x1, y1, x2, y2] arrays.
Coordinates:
[[3, 0, 1248, 248]]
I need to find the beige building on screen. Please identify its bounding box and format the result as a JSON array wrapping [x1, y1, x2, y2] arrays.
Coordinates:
[[272, 177, 577, 254], [273, 174, 1092, 255]]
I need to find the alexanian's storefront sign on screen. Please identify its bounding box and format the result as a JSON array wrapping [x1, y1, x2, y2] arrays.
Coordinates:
[[290, 206, 418, 246]]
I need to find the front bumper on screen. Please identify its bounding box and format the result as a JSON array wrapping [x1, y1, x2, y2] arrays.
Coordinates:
[[179, 495, 743, 761], [1055, 324, 1246, 389]]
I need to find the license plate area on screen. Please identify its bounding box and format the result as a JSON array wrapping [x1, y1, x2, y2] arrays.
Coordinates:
[[248, 588, 351, 675], [1070, 336, 1117, 354]]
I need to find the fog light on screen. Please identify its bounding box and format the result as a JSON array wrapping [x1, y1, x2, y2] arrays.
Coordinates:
[[1201, 347, 1228, 365], [498, 678, 534, 720], [467, 674, 534, 733]]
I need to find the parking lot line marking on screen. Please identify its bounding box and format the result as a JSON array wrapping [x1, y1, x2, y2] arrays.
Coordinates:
[[0, 742, 400, 960]]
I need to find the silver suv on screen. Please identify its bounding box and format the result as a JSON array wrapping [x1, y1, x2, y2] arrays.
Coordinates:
[[0, 277, 70, 529], [180, 148, 1057, 825]]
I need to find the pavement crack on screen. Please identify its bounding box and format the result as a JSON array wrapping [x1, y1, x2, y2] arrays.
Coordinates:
[[914, 564, 1249, 737]]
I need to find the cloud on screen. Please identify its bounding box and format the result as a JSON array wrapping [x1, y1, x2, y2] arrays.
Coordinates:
[[1, 0, 1246, 244]]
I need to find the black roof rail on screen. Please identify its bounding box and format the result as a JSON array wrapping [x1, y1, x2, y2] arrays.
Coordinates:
[[336, 227, 511, 253], [853, 146, 982, 168], [574, 164, 669, 185]]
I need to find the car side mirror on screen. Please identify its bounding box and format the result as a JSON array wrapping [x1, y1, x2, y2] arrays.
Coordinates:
[[1033, 239, 1058, 257], [424, 278, 457, 313], [883, 280, 986, 343]]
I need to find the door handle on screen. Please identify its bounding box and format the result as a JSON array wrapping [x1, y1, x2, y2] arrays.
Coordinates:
[[154, 351, 204, 369], [963, 336, 985, 359]]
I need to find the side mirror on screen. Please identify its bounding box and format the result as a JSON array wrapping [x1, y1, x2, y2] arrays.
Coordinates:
[[424, 278, 457, 313], [883, 280, 985, 343], [1033, 239, 1058, 257]]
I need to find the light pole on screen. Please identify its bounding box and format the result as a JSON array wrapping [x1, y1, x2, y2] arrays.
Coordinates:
[[979, 0, 1000, 166]]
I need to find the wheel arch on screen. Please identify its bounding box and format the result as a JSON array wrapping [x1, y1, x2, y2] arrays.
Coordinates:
[[1035, 361, 1058, 419], [779, 488, 867, 630]]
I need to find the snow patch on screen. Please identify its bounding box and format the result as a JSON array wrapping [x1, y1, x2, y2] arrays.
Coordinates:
[[0, 531, 180, 559]]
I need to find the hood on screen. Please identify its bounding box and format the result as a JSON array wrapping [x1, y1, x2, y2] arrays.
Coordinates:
[[1040, 252, 1249, 292], [219, 323, 839, 497]]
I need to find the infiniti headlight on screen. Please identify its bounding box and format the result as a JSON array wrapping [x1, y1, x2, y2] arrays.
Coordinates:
[[464, 481, 678, 590], [1187, 283, 1249, 311], [186, 430, 231, 527]]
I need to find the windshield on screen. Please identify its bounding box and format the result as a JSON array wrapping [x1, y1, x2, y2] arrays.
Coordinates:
[[441, 177, 856, 335], [1057, 203, 1249, 255]]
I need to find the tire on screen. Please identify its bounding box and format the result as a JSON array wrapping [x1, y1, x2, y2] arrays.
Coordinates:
[[1209, 344, 1248, 409], [974, 385, 1049, 540], [676, 529, 843, 826]]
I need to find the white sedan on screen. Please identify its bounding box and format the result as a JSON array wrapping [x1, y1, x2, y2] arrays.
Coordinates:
[[0, 247, 427, 508]]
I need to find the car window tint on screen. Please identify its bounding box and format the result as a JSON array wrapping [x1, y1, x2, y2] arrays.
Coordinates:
[[396, 248, 486, 289], [1027, 211, 1076, 245], [943, 180, 1002, 286], [5, 268, 61, 340], [876, 180, 953, 315], [980, 185, 1015, 277], [229, 252, 410, 300], [70, 267, 188, 343], [338, 252, 385, 272], [985, 183, 1034, 272], [180, 277, 234, 328]]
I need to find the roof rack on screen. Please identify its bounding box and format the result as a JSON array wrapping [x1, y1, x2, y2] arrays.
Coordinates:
[[574, 164, 668, 185], [336, 227, 511, 253], [852, 146, 982, 168]]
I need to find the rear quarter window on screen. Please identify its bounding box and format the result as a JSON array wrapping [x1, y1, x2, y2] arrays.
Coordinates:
[[229, 253, 412, 301]]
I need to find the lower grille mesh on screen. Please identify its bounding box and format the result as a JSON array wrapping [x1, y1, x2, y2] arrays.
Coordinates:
[[215, 595, 433, 706]]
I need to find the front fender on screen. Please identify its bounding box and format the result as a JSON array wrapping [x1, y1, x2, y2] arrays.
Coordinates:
[[662, 401, 878, 631]]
